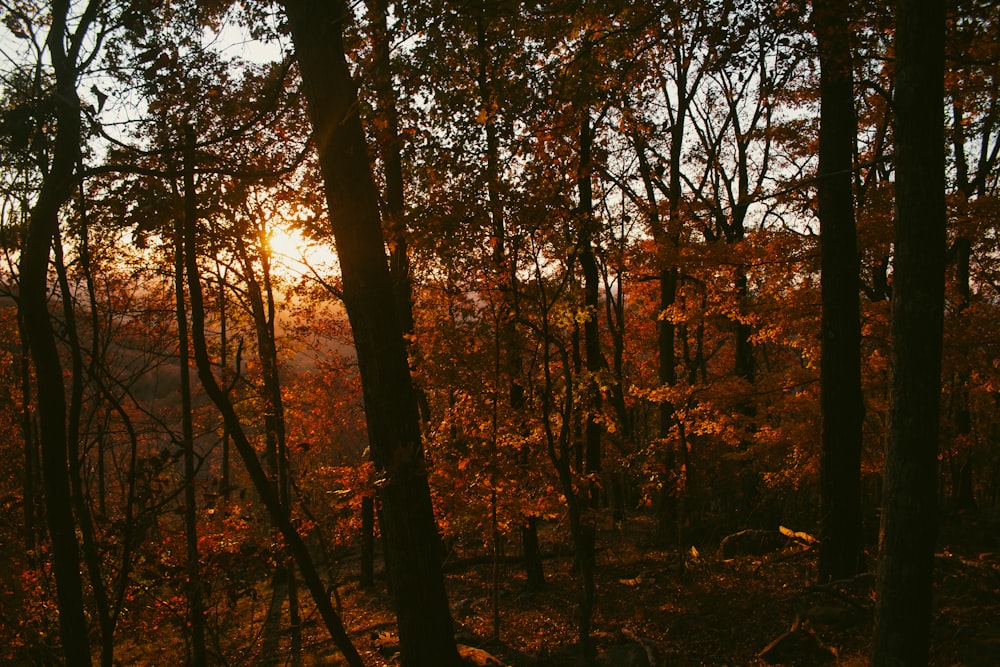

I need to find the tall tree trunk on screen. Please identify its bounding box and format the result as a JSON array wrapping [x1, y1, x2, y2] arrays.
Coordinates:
[[277, 5, 463, 664], [76, 193, 108, 520], [579, 115, 602, 488], [814, 0, 865, 583], [634, 136, 682, 544], [53, 239, 114, 667], [575, 111, 600, 666], [18, 2, 95, 662], [872, 1, 946, 664], [18, 310, 38, 553], [177, 160, 207, 667], [521, 516, 545, 590], [948, 99, 979, 511], [212, 248, 231, 495]]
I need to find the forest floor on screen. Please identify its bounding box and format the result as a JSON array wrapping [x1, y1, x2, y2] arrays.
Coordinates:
[[285, 508, 1000, 667]]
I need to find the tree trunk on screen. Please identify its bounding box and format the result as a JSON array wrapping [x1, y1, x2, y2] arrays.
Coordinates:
[[53, 239, 115, 667], [178, 147, 207, 667], [18, 310, 38, 552], [281, 3, 461, 665], [521, 515, 545, 591], [872, 2, 946, 664], [813, 0, 865, 583], [575, 111, 601, 667], [18, 2, 94, 662], [949, 100, 979, 512], [214, 252, 231, 495]]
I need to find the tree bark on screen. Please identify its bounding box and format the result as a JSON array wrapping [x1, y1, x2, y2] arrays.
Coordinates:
[[521, 515, 545, 591], [574, 110, 601, 666], [53, 239, 115, 667], [178, 142, 207, 667], [281, 3, 461, 665], [17, 311, 37, 553], [813, 0, 865, 583], [17, 2, 95, 662], [872, 1, 946, 664]]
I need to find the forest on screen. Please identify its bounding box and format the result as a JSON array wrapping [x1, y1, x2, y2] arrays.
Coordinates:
[[0, 0, 997, 665]]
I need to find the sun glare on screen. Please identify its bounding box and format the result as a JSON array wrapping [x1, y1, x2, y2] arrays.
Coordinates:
[[265, 224, 339, 278], [266, 225, 309, 260]]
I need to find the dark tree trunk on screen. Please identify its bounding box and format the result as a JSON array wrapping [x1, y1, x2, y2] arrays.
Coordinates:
[[178, 144, 207, 667], [813, 0, 865, 583], [53, 240, 114, 667], [18, 2, 95, 662], [521, 515, 545, 591], [577, 115, 601, 480], [949, 101, 979, 512], [475, 10, 512, 638], [634, 138, 680, 543], [576, 110, 601, 666], [18, 310, 38, 553], [214, 253, 231, 495], [733, 272, 756, 387], [281, 3, 461, 665], [872, 2, 946, 664], [76, 194, 108, 521]]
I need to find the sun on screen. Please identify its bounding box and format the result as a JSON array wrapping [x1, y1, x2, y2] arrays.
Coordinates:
[[264, 223, 339, 277], [265, 224, 310, 260]]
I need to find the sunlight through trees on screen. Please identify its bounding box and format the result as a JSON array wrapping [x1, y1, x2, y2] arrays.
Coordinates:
[[0, 1, 997, 665]]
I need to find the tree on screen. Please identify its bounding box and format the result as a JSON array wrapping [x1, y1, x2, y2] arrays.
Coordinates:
[[943, 0, 1000, 510], [172, 168, 207, 667], [281, 1, 462, 664], [625, 0, 708, 550], [813, 0, 865, 582], [16, 1, 102, 663], [872, 0, 946, 664]]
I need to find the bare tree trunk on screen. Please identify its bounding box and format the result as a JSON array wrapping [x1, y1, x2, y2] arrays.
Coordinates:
[[365, 0, 414, 335], [53, 237, 115, 667], [18, 2, 96, 662], [814, 0, 865, 583], [17, 310, 38, 553], [872, 1, 946, 664], [521, 515, 545, 590], [575, 111, 600, 667], [177, 155, 207, 667], [281, 3, 461, 664], [213, 251, 232, 496]]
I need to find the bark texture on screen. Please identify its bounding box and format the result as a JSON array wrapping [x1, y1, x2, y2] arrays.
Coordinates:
[[872, 1, 946, 664], [18, 2, 94, 662], [813, 0, 865, 583]]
